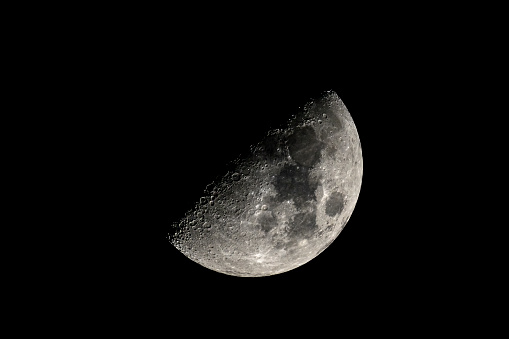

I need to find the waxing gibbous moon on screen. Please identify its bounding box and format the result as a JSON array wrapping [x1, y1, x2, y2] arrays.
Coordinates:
[[169, 90, 363, 277]]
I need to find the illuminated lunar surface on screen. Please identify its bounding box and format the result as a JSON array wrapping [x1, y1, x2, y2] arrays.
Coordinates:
[[169, 90, 363, 277]]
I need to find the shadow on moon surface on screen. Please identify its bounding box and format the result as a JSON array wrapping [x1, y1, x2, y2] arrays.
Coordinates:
[[169, 90, 363, 277]]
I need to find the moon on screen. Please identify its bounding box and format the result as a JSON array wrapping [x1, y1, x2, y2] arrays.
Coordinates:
[[169, 90, 363, 277]]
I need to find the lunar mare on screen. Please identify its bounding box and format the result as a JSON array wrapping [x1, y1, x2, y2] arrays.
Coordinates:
[[169, 91, 363, 277]]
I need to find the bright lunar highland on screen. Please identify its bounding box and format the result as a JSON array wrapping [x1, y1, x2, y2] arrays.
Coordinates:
[[169, 91, 363, 277]]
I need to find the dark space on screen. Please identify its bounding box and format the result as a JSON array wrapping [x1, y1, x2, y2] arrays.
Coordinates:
[[104, 55, 380, 298], [83, 27, 428, 326], [29, 2, 471, 332], [115, 69, 378, 308]]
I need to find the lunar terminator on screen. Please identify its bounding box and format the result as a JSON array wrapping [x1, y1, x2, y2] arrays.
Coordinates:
[[169, 90, 363, 277]]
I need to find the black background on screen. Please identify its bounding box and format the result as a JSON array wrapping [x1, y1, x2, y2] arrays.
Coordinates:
[[21, 3, 497, 334], [102, 52, 419, 310], [72, 20, 450, 330]]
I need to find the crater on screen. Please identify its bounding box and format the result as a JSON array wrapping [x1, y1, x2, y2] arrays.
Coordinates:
[[287, 126, 324, 167], [273, 164, 317, 209], [257, 134, 283, 161], [325, 191, 345, 217], [256, 210, 277, 232], [289, 210, 317, 238], [283, 210, 318, 250]]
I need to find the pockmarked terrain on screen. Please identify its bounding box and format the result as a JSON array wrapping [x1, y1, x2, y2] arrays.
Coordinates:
[[169, 91, 363, 277]]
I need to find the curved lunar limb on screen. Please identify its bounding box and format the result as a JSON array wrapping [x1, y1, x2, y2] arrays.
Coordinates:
[[169, 90, 363, 277]]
